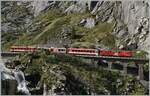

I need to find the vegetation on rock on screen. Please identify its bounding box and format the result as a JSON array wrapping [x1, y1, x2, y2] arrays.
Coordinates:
[[18, 51, 147, 95], [1, 1, 149, 95]]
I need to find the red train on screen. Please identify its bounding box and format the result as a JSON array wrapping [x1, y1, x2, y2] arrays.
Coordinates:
[[10, 46, 133, 57]]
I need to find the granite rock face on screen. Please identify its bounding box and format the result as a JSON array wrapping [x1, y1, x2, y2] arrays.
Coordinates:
[[1, 1, 149, 52], [1, 1, 149, 95]]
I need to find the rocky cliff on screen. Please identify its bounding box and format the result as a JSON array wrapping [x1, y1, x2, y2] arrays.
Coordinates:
[[1, 1, 149, 95], [1, 0, 149, 53]]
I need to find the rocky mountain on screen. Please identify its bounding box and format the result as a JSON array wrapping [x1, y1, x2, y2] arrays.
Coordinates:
[[1, 0, 149, 53], [1, 0, 149, 95]]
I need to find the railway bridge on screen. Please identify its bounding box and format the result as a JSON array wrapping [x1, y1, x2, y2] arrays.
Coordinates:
[[76, 55, 149, 81], [76, 55, 149, 89], [1, 52, 20, 57], [1, 52, 149, 81], [1, 52, 149, 80]]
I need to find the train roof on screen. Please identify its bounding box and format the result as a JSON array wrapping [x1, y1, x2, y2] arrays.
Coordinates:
[[68, 48, 96, 50], [11, 45, 35, 48]]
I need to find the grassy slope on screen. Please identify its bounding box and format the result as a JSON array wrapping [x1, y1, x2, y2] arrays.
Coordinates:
[[3, 9, 116, 50]]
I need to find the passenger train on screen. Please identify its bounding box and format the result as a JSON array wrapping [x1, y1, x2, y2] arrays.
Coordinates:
[[10, 45, 133, 57]]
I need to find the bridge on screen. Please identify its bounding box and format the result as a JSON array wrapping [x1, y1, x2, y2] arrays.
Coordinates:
[[76, 55, 149, 89], [76, 55, 149, 63], [1, 52, 20, 57], [1, 51, 149, 89], [76, 55, 149, 80], [1, 52, 149, 81]]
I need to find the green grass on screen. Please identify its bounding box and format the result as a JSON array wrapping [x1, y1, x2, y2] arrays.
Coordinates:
[[71, 20, 116, 48], [3, 9, 116, 50], [32, 16, 70, 44]]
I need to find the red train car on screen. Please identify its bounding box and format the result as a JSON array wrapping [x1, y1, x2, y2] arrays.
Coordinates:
[[10, 46, 37, 52], [49, 47, 66, 53], [68, 48, 98, 56]]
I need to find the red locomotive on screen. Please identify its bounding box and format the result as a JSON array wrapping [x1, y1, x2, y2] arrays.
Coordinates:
[[99, 50, 132, 57], [10, 45, 133, 57]]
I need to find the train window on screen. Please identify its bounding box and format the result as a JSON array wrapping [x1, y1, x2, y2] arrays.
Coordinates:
[[58, 49, 65, 51]]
